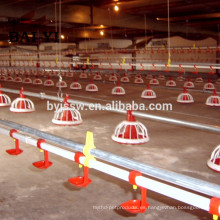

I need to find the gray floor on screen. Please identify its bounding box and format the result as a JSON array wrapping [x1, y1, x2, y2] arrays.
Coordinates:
[[0, 75, 220, 220]]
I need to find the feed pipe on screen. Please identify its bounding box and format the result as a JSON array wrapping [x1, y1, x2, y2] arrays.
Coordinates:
[[0, 119, 220, 199], [1, 87, 220, 134], [0, 126, 218, 214]]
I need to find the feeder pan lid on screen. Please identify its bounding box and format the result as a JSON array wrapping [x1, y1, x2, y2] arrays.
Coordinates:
[[141, 84, 156, 99], [112, 81, 125, 95], [0, 84, 11, 107], [177, 87, 194, 103], [112, 110, 149, 145], [85, 79, 98, 92], [52, 94, 82, 126], [166, 77, 176, 87], [207, 145, 220, 172], [10, 87, 35, 113], [70, 78, 82, 90], [56, 80, 67, 88], [205, 89, 220, 107]]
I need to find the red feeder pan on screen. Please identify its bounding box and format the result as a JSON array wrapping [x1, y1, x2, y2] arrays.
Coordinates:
[[195, 76, 204, 83], [149, 76, 159, 85], [0, 84, 11, 107], [207, 145, 220, 172], [0, 75, 6, 81], [176, 74, 184, 82], [85, 79, 98, 92], [13, 75, 22, 83], [141, 84, 156, 99], [44, 76, 54, 87], [120, 74, 130, 83], [70, 78, 82, 90], [22, 75, 32, 84], [6, 74, 14, 81], [203, 79, 215, 90], [52, 94, 82, 126], [112, 81, 125, 95], [183, 78, 195, 88], [56, 80, 67, 88], [33, 76, 43, 85], [158, 74, 165, 80], [177, 87, 194, 104], [109, 73, 117, 82], [146, 74, 153, 79], [134, 76, 144, 84], [93, 72, 102, 81], [112, 110, 149, 145], [66, 72, 73, 77], [79, 71, 88, 79], [205, 89, 220, 107], [166, 77, 176, 87], [10, 87, 35, 113]]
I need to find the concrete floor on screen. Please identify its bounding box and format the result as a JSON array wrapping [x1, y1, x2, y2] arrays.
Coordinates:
[[0, 74, 220, 220]]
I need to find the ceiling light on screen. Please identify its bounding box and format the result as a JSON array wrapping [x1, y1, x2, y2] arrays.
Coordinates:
[[61, 34, 65, 39], [114, 4, 119, 12], [100, 25, 104, 28], [100, 30, 104, 36]]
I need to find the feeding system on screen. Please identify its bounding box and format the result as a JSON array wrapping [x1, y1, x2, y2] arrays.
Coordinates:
[[166, 77, 176, 87], [183, 78, 195, 88], [177, 87, 194, 104], [149, 76, 159, 85], [205, 89, 220, 107], [52, 94, 82, 126], [204, 79, 215, 90], [146, 74, 153, 79], [176, 74, 184, 82], [141, 84, 156, 99], [85, 79, 98, 92], [6, 74, 14, 81], [44, 76, 54, 87], [0, 84, 11, 107], [112, 81, 126, 95], [66, 71, 74, 78], [10, 87, 35, 113], [112, 110, 149, 145], [207, 145, 220, 172], [70, 78, 82, 90]]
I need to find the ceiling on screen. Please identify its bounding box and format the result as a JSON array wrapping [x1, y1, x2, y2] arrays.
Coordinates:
[[0, 0, 220, 47]]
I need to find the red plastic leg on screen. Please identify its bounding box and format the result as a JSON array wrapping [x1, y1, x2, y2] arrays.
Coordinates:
[[6, 130, 23, 155], [68, 166, 92, 187]]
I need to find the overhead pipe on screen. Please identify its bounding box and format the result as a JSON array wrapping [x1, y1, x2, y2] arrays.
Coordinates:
[[1, 87, 220, 134], [0, 119, 220, 199]]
